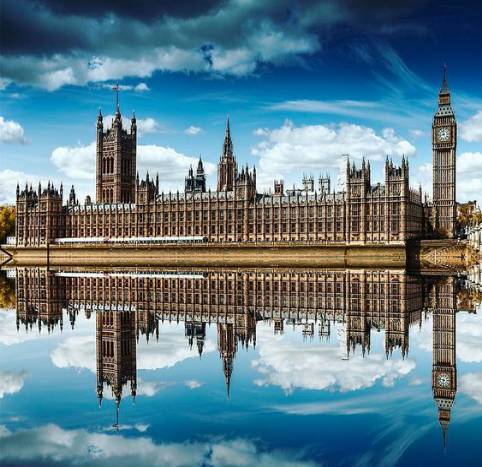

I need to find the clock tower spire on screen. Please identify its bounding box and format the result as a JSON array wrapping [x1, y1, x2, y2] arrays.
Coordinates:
[[432, 65, 457, 238]]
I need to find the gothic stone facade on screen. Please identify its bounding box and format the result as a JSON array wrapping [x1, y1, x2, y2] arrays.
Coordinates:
[[15, 71, 457, 246]]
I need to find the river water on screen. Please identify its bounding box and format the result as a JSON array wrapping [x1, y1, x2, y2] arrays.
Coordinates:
[[0, 266, 481, 466]]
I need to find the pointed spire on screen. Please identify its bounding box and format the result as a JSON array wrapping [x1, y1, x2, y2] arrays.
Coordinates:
[[97, 107, 103, 129], [225, 369, 231, 399], [222, 114, 234, 160], [442, 423, 448, 451], [440, 63, 449, 95]]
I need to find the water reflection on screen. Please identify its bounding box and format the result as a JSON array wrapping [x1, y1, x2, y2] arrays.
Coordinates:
[[2, 266, 482, 466]]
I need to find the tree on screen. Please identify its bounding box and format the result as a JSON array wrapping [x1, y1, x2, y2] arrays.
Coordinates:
[[458, 201, 482, 228], [0, 206, 15, 243]]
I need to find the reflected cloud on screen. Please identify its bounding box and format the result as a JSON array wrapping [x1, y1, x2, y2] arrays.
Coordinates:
[[0, 312, 48, 346], [51, 335, 95, 371], [253, 326, 415, 393], [0, 424, 319, 467], [137, 333, 215, 370], [457, 314, 482, 363], [184, 380, 203, 390], [0, 371, 25, 399], [460, 373, 482, 404], [50, 329, 215, 373]]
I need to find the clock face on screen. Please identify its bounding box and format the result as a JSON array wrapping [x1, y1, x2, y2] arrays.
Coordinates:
[[437, 372, 450, 388], [438, 127, 450, 142]]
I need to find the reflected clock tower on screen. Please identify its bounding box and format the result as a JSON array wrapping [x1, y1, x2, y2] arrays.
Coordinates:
[[432, 277, 457, 447]]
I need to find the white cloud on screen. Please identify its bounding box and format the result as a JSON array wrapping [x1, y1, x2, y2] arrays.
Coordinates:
[[396, 152, 482, 203], [411, 162, 432, 197], [0, 424, 318, 467], [50, 141, 216, 191], [102, 115, 163, 137], [184, 126, 202, 136], [0, 116, 28, 144], [458, 152, 482, 178], [460, 111, 482, 143], [51, 142, 96, 180], [251, 120, 416, 189], [0, 371, 25, 399], [457, 152, 482, 202], [137, 118, 162, 136], [0, 169, 54, 205], [252, 325, 415, 394]]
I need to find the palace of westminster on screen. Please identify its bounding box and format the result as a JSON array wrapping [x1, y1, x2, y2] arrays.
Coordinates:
[[9, 265, 479, 446], [14, 69, 458, 246]]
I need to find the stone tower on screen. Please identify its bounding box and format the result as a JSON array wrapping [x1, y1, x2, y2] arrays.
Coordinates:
[[96, 87, 137, 204], [432, 66, 457, 238], [217, 116, 237, 192], [431, 277, 457, 448]]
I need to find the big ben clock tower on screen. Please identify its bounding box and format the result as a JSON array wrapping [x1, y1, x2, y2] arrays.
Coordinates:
[[432, 65, 457, 238]]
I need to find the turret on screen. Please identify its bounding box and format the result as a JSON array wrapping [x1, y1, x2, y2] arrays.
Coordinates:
[[68, 185, 77, 206], [97, 108, 103, 130]]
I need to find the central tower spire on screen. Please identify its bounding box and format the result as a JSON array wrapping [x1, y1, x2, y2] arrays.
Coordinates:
[[217, 115, 237, 191], [222, 115, 233, 160]]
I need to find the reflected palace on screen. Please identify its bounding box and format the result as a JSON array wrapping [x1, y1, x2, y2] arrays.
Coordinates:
[[1, 266, 482, 466]]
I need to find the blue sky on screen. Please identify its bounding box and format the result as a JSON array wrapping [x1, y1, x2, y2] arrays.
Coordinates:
[[1, 0, 482, 204]]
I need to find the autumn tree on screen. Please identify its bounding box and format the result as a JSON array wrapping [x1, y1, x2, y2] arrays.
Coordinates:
[[0, 273, 15, 310], [0, 206, 15, 243]]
